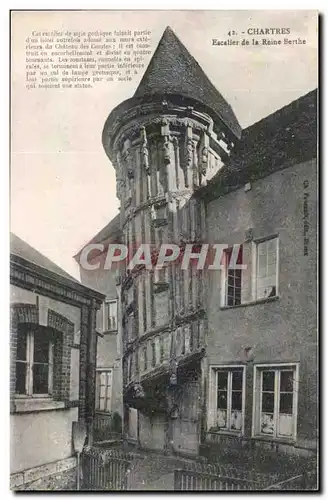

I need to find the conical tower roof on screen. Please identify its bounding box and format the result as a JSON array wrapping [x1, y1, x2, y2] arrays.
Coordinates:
[[134, 27, 241, 138]]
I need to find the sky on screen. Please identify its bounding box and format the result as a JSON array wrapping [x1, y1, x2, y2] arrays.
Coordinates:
[[11, 10, 318, 278]]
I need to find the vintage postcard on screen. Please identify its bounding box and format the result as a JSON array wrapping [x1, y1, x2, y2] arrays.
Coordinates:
[[10, 10, 318, 491]]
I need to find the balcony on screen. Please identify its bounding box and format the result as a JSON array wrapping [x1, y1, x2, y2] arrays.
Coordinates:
[[123, 314, 206, 409]]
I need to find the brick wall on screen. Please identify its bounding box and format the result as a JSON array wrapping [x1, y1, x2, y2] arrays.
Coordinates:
[[48, 309, 74, 401]]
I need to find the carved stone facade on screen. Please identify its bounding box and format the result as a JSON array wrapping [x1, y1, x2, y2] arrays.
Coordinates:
[[101, 39, 237, 454]]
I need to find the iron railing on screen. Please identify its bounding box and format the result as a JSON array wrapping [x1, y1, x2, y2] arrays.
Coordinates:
[[81, 447, 133, 490], [93, 412, 122, 443], [81, 445, 318, 491], [173, 462, 272, 491], [264, 469, 318, 491]]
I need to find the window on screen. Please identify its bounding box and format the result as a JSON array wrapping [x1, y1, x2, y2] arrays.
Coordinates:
[[16, 328, 53, 396], [96, 369, 113, 412], [255, 237, 278, 300], [151, 342, 156, 367], [142, 346, 147, 372], [104, 300, 117, 331], [214, 367, 245, 433], [253, 364, 298, 440], [222, 246, 243, 306]]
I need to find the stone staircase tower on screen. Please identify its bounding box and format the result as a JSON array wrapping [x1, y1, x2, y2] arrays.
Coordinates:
[[102, 27, 241, 455]]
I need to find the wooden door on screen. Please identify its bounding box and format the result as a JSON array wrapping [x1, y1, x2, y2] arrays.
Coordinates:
[[172, 378, 200, 456]]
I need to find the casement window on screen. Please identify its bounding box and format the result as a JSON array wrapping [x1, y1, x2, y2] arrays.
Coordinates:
[[104, 300, 118, 332], [253, 364, 298, 440], [222, 245, 243, 307], [254, 237, 278, 300], [96, 369, 113, 412], [15, 329, 53, 396], [213, 367, 245, 433]]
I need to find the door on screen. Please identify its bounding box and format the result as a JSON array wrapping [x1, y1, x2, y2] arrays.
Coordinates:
[[172, 378, 200, 455]]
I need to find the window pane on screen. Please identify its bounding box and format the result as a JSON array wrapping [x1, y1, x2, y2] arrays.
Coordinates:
[[257, 239, 278, 299], [15, 362, 26, 394], [33, 364, 49, 394], [34, 330, 49, 363], [257, 286, 267, 300], [105, 301, 118, 331], [261, 413, 275, 435], [232, 370, 243, 390], [231, 391, 242, 411], [258, 242, 267, 256], [267, 264, 277, 279], [262, 392, 274, 412], [217, 371, 228, 390], [235, 276, 241, 289], [280, 370, 293, 392], [217, 391, 227, 410], [228, 276, 234, 286], [258, 255, 267, 276], [267, 239, 277, 254], [230, 410, 242, 431], [268, 252, 276, 265], [278, 414, 293, 437], [262, 371, 275, 391], [217, 409, 227, 428], [280, 393, 293, 414], [17, 332, 27, 361]]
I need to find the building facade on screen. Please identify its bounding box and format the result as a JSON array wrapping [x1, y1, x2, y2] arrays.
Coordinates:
[[10, 233, 104, 490], [77, 27, 318, 460]]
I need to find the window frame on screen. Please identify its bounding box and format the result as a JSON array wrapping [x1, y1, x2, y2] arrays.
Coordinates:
[[95, 368, 113, 413], [221, 245, 245, 307], [252, 363, 299, 442], [103, 299, 118, 333], [221, 244, 244, 307], [208, 364, 246, 436], [252, 235, 279, 301], [15, 329, 54, 398]]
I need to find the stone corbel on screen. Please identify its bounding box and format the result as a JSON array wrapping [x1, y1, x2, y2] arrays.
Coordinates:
[[199, 132, 209, 178], [133, 382, 145, 399]]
